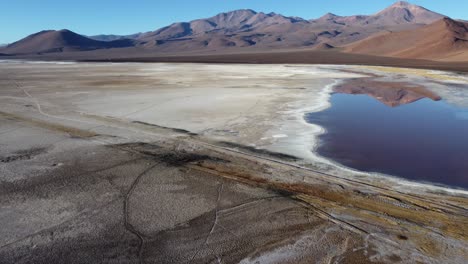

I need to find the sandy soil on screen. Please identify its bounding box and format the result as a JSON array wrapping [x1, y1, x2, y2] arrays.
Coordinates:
[[0, 61, 467, 263], [344, 18, 468, 61], [3, 49, 468, 73]]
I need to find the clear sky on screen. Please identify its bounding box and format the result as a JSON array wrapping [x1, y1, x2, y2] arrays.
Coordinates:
[[1, 0, 466, 43]]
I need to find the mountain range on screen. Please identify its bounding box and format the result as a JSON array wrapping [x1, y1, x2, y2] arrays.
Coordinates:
[[1, 1, 467, 62]]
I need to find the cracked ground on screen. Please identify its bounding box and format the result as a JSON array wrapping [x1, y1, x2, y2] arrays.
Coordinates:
[[1, 115, 466, 263], [0, 117, 376, 263]]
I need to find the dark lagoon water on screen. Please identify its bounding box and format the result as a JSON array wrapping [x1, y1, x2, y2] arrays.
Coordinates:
[[306, 94, 468, 189]]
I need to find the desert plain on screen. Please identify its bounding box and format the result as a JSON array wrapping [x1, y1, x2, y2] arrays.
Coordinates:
[[0, 61, 467, 263]]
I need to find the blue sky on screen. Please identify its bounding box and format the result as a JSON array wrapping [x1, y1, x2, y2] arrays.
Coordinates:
[[1, 0, 466, 43]]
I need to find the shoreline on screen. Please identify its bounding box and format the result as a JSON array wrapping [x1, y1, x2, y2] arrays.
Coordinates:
[[262, 79, 338, 161], [292, 68, 468, 195]]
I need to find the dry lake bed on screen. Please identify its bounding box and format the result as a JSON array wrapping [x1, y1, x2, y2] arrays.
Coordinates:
[[0, 61, 467, 263]]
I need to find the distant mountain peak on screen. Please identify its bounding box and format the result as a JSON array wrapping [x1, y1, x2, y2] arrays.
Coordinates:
[[373, 1, 443, 24], [319, 12, 340, 19], [379, 1, 425, 13], [2, 29, 134, 55], [386, 1, 433, 12], [326, 12, 339, 17], [219, 9, 257, 16], [391, 1, 412, 7]]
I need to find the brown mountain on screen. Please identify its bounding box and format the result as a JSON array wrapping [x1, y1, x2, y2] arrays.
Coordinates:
[[302, 1, 443, 47], [138, 9, 306, 41], [2, 29, 135, 55], [366, 1, 443, 25], [0, 1, 464, 61], [312, 1, 443, 27], [135, 9, 311, 49], [134, 1, 443, 52], [345, 18, 468, 61]]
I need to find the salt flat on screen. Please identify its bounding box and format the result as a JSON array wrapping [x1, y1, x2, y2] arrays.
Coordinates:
[[0, 61, 467, 263], [2, 61, 467, 191], [0, 62, 362, 164]]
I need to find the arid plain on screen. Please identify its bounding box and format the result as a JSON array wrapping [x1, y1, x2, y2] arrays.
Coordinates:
[[0, 61, 467, 263]]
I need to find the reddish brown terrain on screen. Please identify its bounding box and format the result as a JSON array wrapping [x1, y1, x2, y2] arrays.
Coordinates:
[[0, 2, 449, 55], [346, 17, 468, 61], [0, 1, 467, 65], [131, 1, 440, 52]]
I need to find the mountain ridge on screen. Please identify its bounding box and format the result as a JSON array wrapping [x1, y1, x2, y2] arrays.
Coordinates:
[[1, 1, 465, 62], [131, 1, 443, 52], [112, 1, 443, 43]]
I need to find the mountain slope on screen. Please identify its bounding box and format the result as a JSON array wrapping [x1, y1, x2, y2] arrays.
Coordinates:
[[130, 9, 319, 51], [310, 1, 443, 27], [2, 30, 135, 54], [345, 18, 468, 61], [367, 1, 444, 25], [136, 9, 306, 44], [0, 1, 463, 61], [136, 2, 444, 52]]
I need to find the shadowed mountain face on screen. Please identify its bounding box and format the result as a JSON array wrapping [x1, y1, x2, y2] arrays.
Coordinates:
[[135, 9, 309, 48], [150, 9, 305, 38], [346, 18, 468, 61], [2, 30, 135, 55], [132, 2, 444, 52], [0, 1, 465, 61]]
